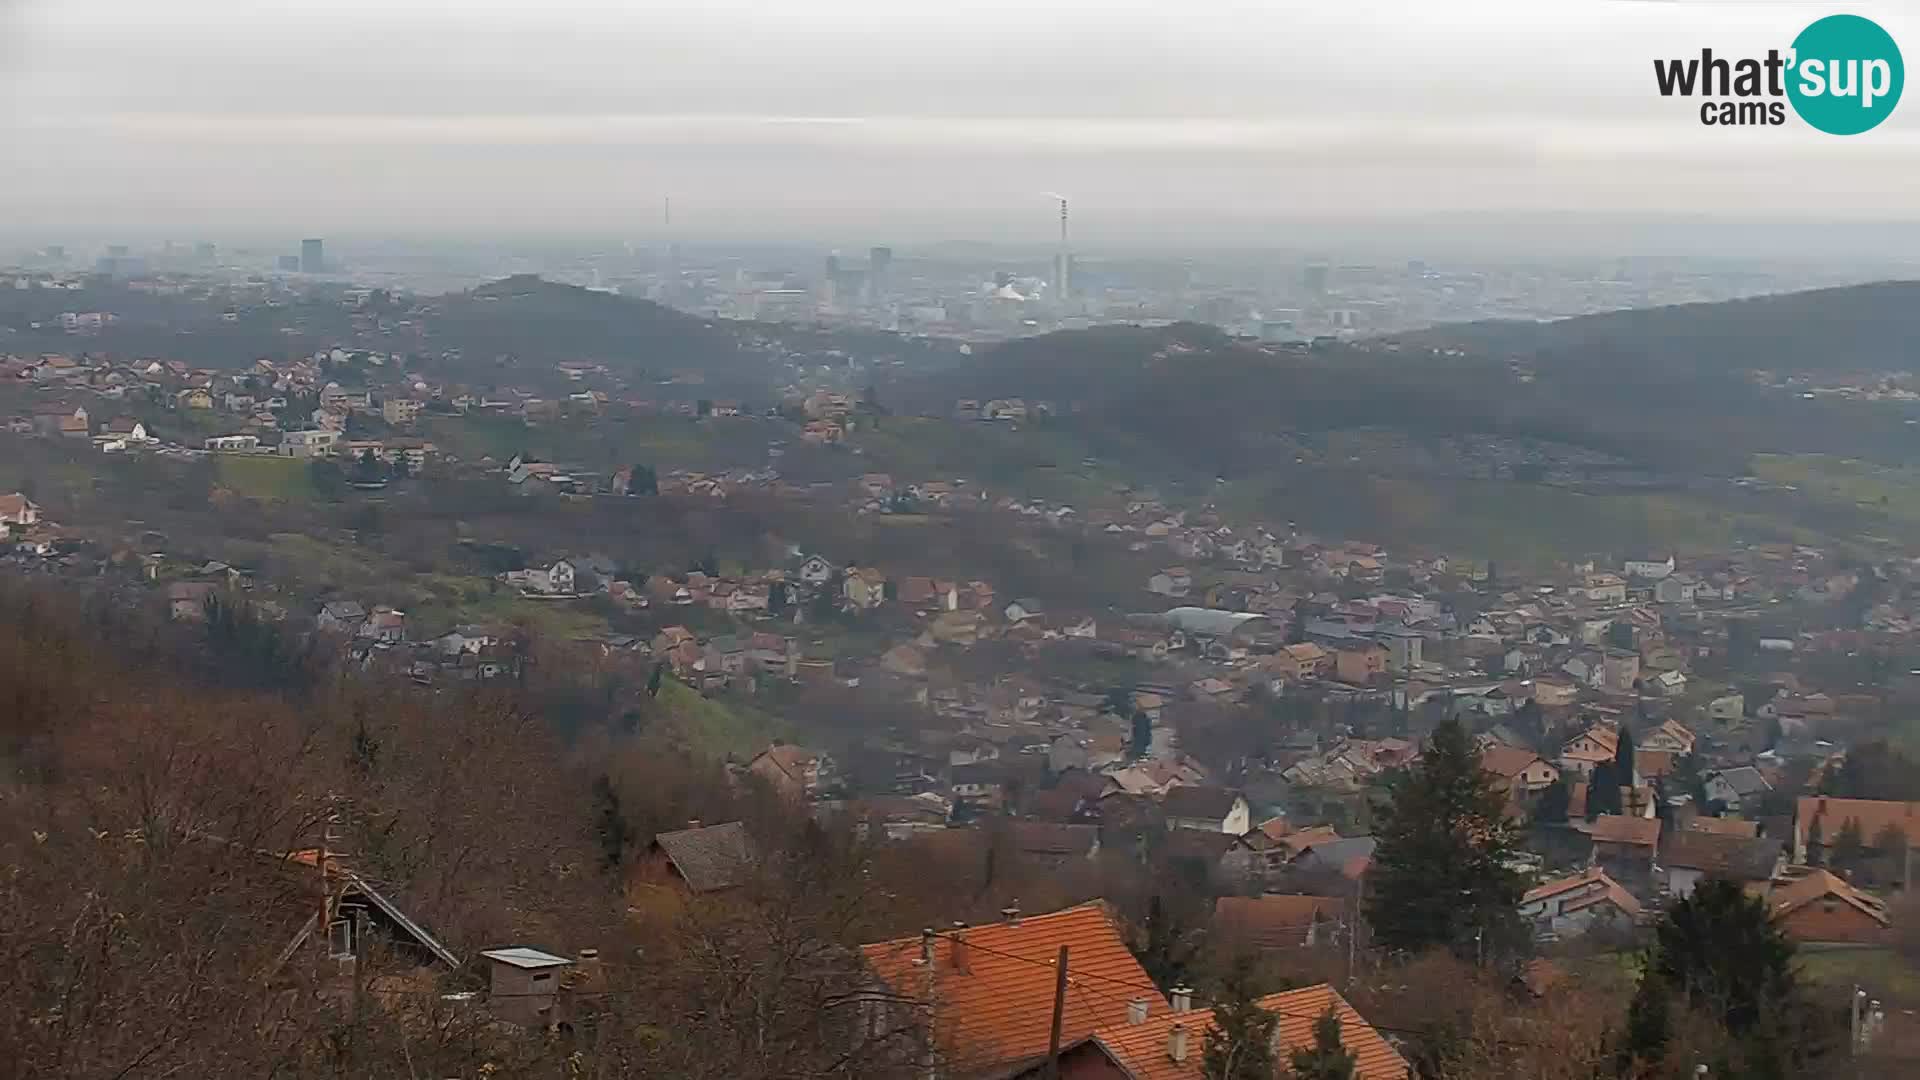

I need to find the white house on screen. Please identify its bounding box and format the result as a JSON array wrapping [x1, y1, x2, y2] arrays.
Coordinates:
[[280, 428, 342, 458], [1519, 867, 1642, 937], [1161, 787, 1251, 834], [0, 493, 40, 528], [1705, 767, 1773, 811], [504, 559, 577, 596], [1624, 554, 1676, 581]]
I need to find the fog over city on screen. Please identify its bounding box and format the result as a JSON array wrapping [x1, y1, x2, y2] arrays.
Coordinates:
[[5, 0, 1920, 252]]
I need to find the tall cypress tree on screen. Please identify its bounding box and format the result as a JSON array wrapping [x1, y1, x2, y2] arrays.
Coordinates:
[[1287, 1006, 1357, 1080], [1365, 718, 1526, 961], [1202, 955, 1279, 1080]]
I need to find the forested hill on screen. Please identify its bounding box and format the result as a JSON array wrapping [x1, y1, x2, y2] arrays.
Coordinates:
[[423, 275, 752, 377], [1394, 279, 1920, 375], [888, 280, 1920, 478]]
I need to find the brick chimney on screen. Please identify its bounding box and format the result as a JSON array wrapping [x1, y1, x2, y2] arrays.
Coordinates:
[[950, 922, 969, 973], [1128, 998, 1150, 1025], [1001, 900, 1021, 925], [918, 928, 935, 965], [1171, 985, 1193, 1013], [1168, 1022, 1189, 1063]]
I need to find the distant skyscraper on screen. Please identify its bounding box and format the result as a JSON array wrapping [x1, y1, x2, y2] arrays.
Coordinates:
[[868, 246, 893, 302], [300, 238, 324, 274], [1302, 261, 1330, 295]]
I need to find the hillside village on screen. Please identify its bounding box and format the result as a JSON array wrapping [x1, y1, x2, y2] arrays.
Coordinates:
[[9, 275, 1920, 1075]]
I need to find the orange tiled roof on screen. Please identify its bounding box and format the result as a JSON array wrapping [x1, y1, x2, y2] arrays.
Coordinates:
[[1687, 816, 1760, 839], [1522, 866, 1643, 918], [1090, 983, 1409, 1080], [861, 902, 1164, 1074], [1760, 868, 1889, 928], [1214, 895, 1346, 949], [1588, 814, 1660, 847], [1797, 797, 1920, 847], [1480, 746, 1550, 781]]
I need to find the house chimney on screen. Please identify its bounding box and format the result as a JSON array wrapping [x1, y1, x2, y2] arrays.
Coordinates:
[[1168, 1023, 1189, 1063], [1001, 901, 1021, 925], [1171, 985, 1193, 1013], [686, 818, 703, 830], [950, 922, 969, 973], [1128, 998, 1150, 1025], [919, 928, 935, 965]]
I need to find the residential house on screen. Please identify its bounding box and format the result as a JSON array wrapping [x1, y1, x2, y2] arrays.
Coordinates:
[[1212, 894, 1349, 952], [280, 428, 341, 458], [1586, 814, 1661, 888], [1582, 573, 1629, 604], [952, 763, 1009, 810], [1004, 598, 1044, 623], [1519, 866, 1643, 937], [1265, 642, 1331, 682], [1659, 830, 1782, 898], [1624, 554, 1676, 580], [844, 567, 887, 610], [1161, 787, 1251, 834], [1481, 747, 1561, 806], [101, 417, 150, 443], [1794, 797, 1920, 864], [633, 821, 754, 895], [357, 605, 406, 644], [1333, 643, 1389, 685], [1640, 718, 1697, 755], [1705, 767, 1773, 812], [381, 397, 424, 425], [204, 434, 259, 452], [1756, 868, 1891, 944], [166, 581, 219, 621], [1009, 823, 1102, 868], [1707, 694, 1746, 723], [1654, 576, 1698, 605], [747, 744, 833, 802], [1147, 567, 1193, 598], [316, 599, 369, 634], [503, 559, 577, 596], [0, 493, 40, 528], [860, 902, 1167, 1080], [1056, 983, 1410, 1080], [1558, 725, 1621, 778]]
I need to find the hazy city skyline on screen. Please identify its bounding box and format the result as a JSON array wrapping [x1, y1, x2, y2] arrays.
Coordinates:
[[6, 0, 1920, 251]]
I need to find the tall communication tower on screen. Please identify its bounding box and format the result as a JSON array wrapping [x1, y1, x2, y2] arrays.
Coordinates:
[[1052, 196, 1073, 302]]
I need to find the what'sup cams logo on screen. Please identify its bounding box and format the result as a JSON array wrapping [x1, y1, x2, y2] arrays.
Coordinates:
[[1654, 14, 1903, 134]]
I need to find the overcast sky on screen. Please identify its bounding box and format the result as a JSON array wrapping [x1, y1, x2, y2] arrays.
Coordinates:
[[4, 0, 1920, 249]]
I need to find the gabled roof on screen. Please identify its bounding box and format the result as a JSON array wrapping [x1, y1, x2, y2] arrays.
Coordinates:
[[1712, 766, 1772, 797], [652, 821, 753, 892], [1798, 797, 1920, 850], [1481, 746, 1552, 781], [1660, 830, 1779, 881], [1522, 866, 1643, 918], [1762, 868, 1889, 928], [1687, 816, 1761, 839], [1160, 786, 1242, 821], [1588, 814, 1660, 847], [1213, 894, 1345, 949], [1088, 983, 1409, 1080], [861, 902, 1162, 1075]]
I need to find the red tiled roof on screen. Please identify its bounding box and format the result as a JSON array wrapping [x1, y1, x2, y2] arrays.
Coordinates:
[[1090, 983, 1409, 1080], [1761, 868, 1889, 929], [1588, 814, 1660, 847], [1480, 746, 1550, 781], [1213, 895, 1346, 949], [861, 902, 1162, 1074]]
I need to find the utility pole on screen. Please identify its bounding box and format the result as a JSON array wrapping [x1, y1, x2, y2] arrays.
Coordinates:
[[1043, 946, 1069, 1080]]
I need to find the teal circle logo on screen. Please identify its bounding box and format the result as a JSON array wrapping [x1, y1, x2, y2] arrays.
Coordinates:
[[1788, 14, 1903, 135]]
